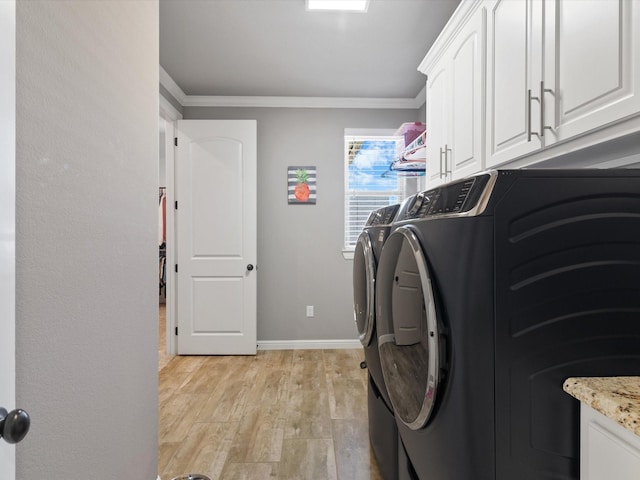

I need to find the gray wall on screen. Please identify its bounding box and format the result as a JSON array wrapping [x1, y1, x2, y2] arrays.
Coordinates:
[[184, 106, 419, 341], [16, 2, 159, 479], [417, 100, 426, 125]]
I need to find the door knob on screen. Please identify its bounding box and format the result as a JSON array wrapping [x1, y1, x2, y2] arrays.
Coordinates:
[[0, 407, 30, 444], [247, 264, 254, 271]]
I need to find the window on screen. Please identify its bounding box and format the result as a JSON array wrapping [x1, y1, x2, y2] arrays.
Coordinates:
[[344, 129, 406, 254]]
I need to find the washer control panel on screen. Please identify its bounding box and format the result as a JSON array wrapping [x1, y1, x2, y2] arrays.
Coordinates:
[[410, 173, 494, 219]]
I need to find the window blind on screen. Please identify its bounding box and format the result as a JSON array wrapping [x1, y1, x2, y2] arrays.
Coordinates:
[[344, 133, 404, 249]]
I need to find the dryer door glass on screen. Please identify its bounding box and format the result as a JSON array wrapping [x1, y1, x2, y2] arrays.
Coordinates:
[[377, 226, 440, 430], [353, 231, 376, 346]]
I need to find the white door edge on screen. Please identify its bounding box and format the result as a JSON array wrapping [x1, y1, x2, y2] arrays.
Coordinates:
[[0, 1, 16, 478], [163, 118, 177, 356]]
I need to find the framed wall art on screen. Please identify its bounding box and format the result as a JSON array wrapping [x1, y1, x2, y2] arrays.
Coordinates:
[[287, 166, 316, 204]]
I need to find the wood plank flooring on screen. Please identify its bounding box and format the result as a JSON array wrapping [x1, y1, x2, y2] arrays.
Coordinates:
[[158, 306, 383, 480]]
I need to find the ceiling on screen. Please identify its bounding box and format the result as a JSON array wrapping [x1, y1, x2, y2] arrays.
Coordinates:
[[159, 0, 461, 101]]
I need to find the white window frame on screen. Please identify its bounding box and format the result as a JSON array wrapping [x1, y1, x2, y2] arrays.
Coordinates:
[[343, 128, 406, 259]]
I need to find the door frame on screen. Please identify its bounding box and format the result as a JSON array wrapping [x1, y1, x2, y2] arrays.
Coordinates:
[[159, 97, 181, 356], [0, 1, 16, 478]]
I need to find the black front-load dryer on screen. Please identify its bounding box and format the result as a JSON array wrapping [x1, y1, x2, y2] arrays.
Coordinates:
[[353, 203, 401, 480], [353, 196, 418, 408], [353, 203, 401, 404], [376, 169, 640, 480]]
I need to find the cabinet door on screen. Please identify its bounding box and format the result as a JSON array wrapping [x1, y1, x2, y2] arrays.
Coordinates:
[[426, 59, 449, 188], [581, 404, 640, 480], [449, 6, 485, 180], [544, 0, 640, 145], [486, 0, 543, 167]]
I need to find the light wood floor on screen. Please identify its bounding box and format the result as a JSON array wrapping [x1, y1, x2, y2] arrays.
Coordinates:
[[158, 305, 383, 480]]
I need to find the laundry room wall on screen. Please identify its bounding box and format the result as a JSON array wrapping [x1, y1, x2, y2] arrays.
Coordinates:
[[183, 106, 420, 342], [16, 2, 159, 479], [417, 100, 426, 124]]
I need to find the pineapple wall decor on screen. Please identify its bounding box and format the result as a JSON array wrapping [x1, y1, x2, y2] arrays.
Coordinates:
[[287, 166, 316, 204]]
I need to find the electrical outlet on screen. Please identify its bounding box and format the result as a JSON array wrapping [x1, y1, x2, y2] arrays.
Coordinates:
[[306, 305, 314, 317]]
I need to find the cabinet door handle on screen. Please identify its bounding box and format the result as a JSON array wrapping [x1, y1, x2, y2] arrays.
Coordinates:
[[439, 147, 445, 179], [540, 81, 553, 137], [527, 88, 541, 141], [445, 145, 452, 175], [527, 89, 533, 141]]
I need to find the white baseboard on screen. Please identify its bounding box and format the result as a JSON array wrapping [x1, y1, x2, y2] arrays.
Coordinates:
[[257, 339, 361, 350]]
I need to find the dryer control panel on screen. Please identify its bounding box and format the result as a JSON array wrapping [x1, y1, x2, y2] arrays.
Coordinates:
[[366, 203, 400, 226], [408, 173, 495, 219]]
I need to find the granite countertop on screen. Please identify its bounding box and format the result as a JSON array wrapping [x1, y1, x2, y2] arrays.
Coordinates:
[[563, 376, 640, 436]]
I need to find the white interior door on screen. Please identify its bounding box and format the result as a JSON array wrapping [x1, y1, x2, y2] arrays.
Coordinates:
[[0, 1, 16, 478], [175, 120, 257, 355]]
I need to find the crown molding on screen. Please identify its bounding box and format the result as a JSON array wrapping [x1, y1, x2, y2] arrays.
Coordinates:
[[160, 65, 425, 110], [418, 0, 483, 74], [182, 94, 422, 109], [159, 94, 183, 121], [160, 65, 187, 105]]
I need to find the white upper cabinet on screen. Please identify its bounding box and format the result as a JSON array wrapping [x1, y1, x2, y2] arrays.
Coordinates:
[[486, 0, 543, 167], [450, 10, 485, 180], [424, 0, 640, 174], [486, 0, 640, 167], [543, 0, 640, 146], [425, 58, 449, 186], [420, 2, 485, 188]]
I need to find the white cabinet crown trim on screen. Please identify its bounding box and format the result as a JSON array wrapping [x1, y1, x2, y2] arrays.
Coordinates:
[[418, 0, 484, 75]]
